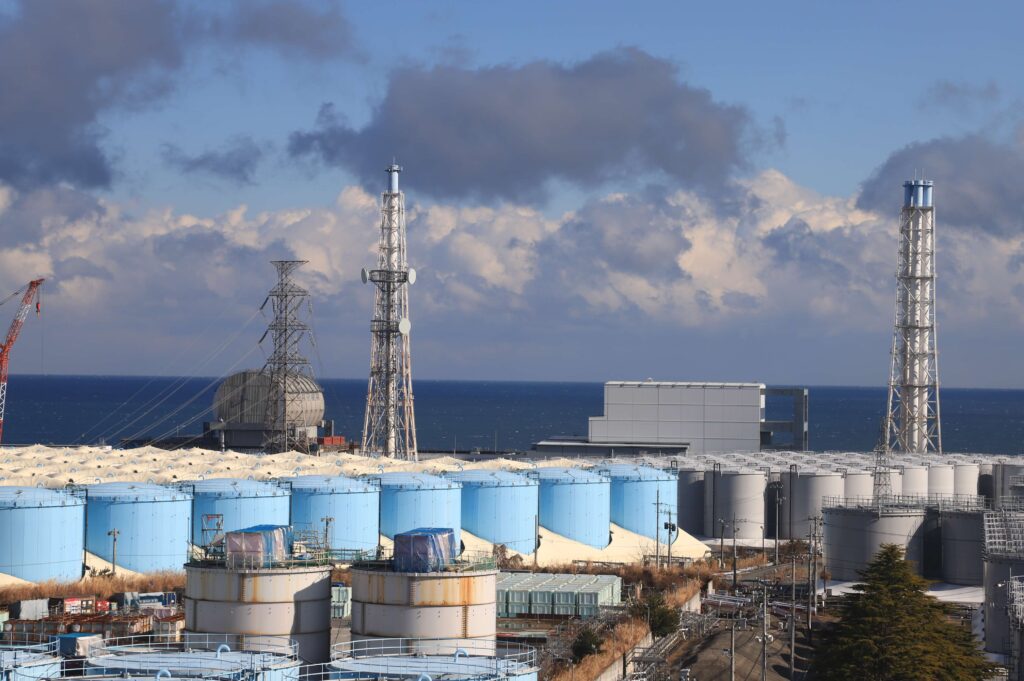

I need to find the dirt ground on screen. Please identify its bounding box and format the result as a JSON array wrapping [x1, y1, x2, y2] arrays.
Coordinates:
[[675, 621, 814, 680]]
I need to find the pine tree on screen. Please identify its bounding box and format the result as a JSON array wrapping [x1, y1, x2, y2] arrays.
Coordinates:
[[812, 543, 995, 680]]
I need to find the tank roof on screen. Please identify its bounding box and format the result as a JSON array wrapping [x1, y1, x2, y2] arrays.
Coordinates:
[[186, 478, 288, 498], [0, 486, 83, 509], [535, 467, 608, 484], [0, 640, 60, 669], [597, 463, 676, 482], [85, 481, 190, 502], [285, 474, 378, 494], [377, 472, 461, 490], [446, 469, 537, 487]]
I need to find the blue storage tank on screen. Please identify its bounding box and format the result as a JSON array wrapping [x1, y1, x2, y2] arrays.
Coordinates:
[[536, 468, 610, 549], [597, 464, 677, 540], [447, 470, 538, 554], [0, 486, 84, 583], [85, 482, 192, 573], [376, 473, 462, 548], [186, 478, 290, 546], [285, 475, 379, 554]]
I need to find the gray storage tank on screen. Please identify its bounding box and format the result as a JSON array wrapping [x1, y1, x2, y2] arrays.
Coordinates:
[[676, 468, 704, 536], [822, 504, 926, 581], [703, 468, 766, 540], [781, 469, 844, 540], [937, 510, 984, 586]]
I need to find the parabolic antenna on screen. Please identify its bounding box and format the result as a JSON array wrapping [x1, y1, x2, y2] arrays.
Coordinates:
[[407, 268, 417, 285], [398, 318, 411, 335], [360, 267, 368, 284]]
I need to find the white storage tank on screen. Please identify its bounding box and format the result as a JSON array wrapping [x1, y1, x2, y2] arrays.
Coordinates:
[[780, 469, 844, 540], [927, 463, 955, 497], [900, 465, 928, 497], [953, 463, 980, 497], [703, 468, 766, 540], [842, 470, 874, 500], [938, 510, 984, 586]]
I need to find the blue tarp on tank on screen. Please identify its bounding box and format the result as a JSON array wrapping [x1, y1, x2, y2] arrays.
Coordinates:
[[393, 527, 456, 572], [224, 524, 293, 566]]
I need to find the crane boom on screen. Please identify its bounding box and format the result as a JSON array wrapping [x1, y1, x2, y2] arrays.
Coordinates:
[[0, 278, 44, 444]]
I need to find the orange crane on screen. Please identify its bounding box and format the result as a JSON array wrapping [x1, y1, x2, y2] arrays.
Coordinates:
[[0, 278, 44, 444]]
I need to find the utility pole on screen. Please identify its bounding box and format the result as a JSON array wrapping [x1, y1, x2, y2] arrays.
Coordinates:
[[761, 581, 769, 681], [665, 508, 676, 569], [720, 518, 726, 572], [790, 555, 797, 680], [732, 514, 738, 590], [108, 528, 119, 575], [730, 620, 736, 681], [775, 489, 784, 564], [655, 488, 660, 570]]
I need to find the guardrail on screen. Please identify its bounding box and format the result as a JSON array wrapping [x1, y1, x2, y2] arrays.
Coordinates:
[[87, 634, 298, 674], [822, 494, 989, 512], [332, 637, 537, 676], [0, 638, 59, 667], [351, 549, 497, 573]]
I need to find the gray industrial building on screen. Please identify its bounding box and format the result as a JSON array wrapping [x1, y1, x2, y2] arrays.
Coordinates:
[[535, 381, 807, 455]]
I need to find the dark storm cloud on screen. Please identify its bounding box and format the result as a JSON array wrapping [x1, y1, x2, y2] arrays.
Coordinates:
[[289, 48, 756, 202], [0, 0, 183, 189], [161, 137, 266, 185], [0, 0, 358, 192], [857, 135, 1024, 237], [216, 0, 358, 60], [917, 80, 1000, 114]]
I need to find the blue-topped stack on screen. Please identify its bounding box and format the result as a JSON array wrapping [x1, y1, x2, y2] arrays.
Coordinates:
[[393, 527, 456, 572]]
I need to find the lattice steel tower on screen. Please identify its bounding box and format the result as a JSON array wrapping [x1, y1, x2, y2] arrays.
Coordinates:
[[361, 164, 418, 460], [883, 179, 942, 454], [261, 260, 315, 454]]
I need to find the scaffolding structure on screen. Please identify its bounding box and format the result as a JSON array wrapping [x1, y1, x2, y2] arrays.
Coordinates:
[[361, 164, 418, 460], [982, 511, 1024, 559], [1009, 575, 1024, 681], [261, 260, 316, 454], [884, 179, 942, 454], [823, 494, 989, 514]]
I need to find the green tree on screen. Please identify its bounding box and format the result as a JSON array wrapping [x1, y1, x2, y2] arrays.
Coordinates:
[[630, 590, 678, 638], [571, 626, 602, 662], [812, 544, 995, 680]]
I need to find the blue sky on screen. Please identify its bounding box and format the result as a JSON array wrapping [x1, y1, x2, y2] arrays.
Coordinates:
[[2, 0, 1024, 388]]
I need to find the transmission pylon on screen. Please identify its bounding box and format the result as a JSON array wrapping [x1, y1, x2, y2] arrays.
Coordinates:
[[361, 164, 418, 460], [261, 260, 315, 454], [883, 179, 942, 455]]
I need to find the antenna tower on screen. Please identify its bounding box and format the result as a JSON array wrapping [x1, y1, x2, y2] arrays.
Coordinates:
[[361, 164, 418, 460], [261, 260, 314, 454], [883, 179, 942, 454]]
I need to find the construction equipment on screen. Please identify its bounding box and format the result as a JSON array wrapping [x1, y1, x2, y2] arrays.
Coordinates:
[[0, 278, 44, 444]]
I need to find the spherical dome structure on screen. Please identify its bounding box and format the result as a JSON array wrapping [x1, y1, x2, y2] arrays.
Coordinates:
[[212, 369, 324, 427]]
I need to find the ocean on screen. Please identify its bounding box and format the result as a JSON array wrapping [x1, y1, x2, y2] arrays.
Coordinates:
[[2, 375, 1023, 455]]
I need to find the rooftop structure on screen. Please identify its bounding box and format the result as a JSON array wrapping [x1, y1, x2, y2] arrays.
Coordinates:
[[361, 164, 418, 461]]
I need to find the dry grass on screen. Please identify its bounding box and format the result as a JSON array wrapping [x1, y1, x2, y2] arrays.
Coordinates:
[[0, 572, 185, 605], [550, 617, 650, 681]]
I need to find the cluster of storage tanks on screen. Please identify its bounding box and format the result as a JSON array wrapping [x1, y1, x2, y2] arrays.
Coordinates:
[[0, 451, 1012, 586], [0, 462, 686, 583]]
